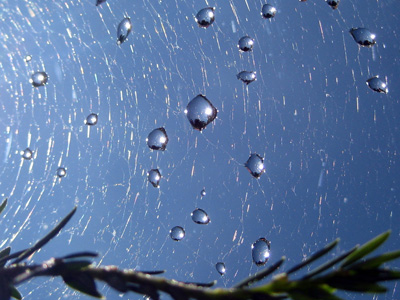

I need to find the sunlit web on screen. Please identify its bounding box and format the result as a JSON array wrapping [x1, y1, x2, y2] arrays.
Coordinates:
[[0, 0, 399, 299]]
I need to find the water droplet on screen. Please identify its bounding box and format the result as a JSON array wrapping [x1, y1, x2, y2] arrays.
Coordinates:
[[326, 0, 340, 9], [195, 7, 215, 28], [366, 76, 388, 94], [57, 167, 67, 178], [117, 18, 132, 45], [191, 208, 210, 225], [252, 238, 271, 266], [349, 28, 376, 47], [21, 148, 33, 160], [245, 154, 265, 178], [148, 169, 161, 188], [261, 4, 277, 19], [237, 71, 256, 85], [215, 262, 226, 275], [146, 127, 169, 151], [24, 55, 32, 62], [30, 72, 48, 87], [85, 113, 98, 126], [96, 0, 106, 6], [238, 36, 254, 52], [200, 188, 206, 197], [170, 226, 185, 241], [185, 94, 218, 131]]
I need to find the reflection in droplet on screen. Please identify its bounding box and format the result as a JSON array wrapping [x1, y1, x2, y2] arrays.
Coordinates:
[[85, 113, 98, 126], [191, 208, 210, 225], [146, 128, 169, 151], [195, 7, 215, 28], [185, 94, 218, 131], [326, 0, 340, 9], [215, 262, 226, 275], [349, 28, 376, 47], [21, 148, 33, 160], [170, 226, 185, 241], [57, 167, 67, 178], [245, 154, 265, 178], [24, 55, 32, 62], [30, 72, 48, 87], [237, 71, 256, 85], [238, 36, 254, 52], [261, 4, 277, 19], [366, 76, 388, 94], [148, 169, 162, 188], [252, 238, 271, 266], [117, 18, 132, 45], [201, 188, 206, 197]]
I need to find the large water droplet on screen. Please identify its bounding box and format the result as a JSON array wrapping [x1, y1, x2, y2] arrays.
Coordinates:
[[349, 28, 376, 47], [185, 94, 218, 131], [170, 226, 185, 241], [215, 262, 226, 275], [366, 76, 388, 94], [57, 167, 67, 178], [200, 188, 206, 197], [148, 169, 161, 188], [30, 72, 48, 87], [261, 4, 277, 19], [195, 7, 215, 28], [117, 18, 132, 45], [252, 238, 271, 266], [237, 71, 256, 85], [21, 148, 33, 160], [238, 36, 254, 52], [146, 127, 169, 151], [245, 154, 265, 178], [326, 0, 340, 9], [85, 113, 98, 126], [191, 208, 210, 225]]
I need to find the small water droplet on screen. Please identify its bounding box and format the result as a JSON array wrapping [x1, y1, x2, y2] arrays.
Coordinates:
[[146, 127, 169, 151], [170, 226, 185, 241], [21, 148, 33, 160], [148, 169, 161, 188], [200, 188, 206, 197], [195, 7, 215, 28], [349, 28, 376, 47], [85, 113, 98, 126], [30, 71, 48, 87], [56, 167, 67, 178], [238, 36, 254, 52], [252, 238, 271, 266], [366, 76, 388, 94], [261, 4, 277, 19], [24, 55, 32, 62], [96, 0, 106, 6], [245, 154, 265, 178], [117, 18, 132, 45], [326, 0, 340, 9], [191, 208, 210, 225], [237, 71, 256, 85], [185, 94, 218, 131], [215, 262, 226, 275]]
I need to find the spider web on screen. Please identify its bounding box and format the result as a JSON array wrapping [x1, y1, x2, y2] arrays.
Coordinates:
[[0, 0, 399, 299]]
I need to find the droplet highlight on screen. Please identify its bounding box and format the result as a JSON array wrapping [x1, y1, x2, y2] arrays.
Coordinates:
[[170, 226, 185, 241], [185, 94, 218, 131], [146, 127, 169, 151], [117, 18, 132, 45], [30, 72, 48, 87], [252, 238, 271, 266], [245, 154, 265, 178], [366, 76, 388, 94], [237, 71, 256, 85], [195, 7, 215, 28], [191, 208, 210, 225], [148, 169, 162, 188]]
